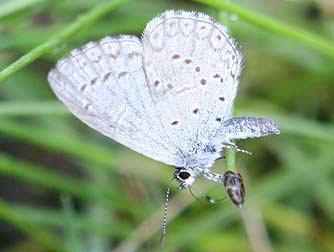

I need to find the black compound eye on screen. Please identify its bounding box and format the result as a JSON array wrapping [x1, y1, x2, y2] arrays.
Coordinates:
[[179, 171, 191, 180]]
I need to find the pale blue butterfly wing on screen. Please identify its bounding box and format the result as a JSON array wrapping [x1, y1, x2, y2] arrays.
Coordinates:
[[48, 35, 183, 166], [48, 10, 280, 173], [142, 10, 243, 160]]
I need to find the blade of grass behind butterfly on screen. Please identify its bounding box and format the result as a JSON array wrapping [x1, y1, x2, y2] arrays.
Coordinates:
[[0, 0, 129, 83], [0, 0, 46, 20], [194, 0, 334, 58], [62, 196, 82, 252], [0, 118, 116, 169], [84, 162, 113, 252], [0, 1, 197, 55], [0, 199, 63, 251], [0, 153, 139, 214], [270, 138, 334, 218], [0, 202, 131, 238]]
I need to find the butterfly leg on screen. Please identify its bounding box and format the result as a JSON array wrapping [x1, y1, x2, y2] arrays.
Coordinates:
[[201, 169, 245, 207], [222, 142, 252, 155]]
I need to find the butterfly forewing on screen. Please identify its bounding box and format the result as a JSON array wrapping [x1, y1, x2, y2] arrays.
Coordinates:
[[48, 35, 183, 166]]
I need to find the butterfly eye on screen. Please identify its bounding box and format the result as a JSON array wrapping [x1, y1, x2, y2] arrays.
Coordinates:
[[179, 171, 191, 180], [174, 169, 196, 189]]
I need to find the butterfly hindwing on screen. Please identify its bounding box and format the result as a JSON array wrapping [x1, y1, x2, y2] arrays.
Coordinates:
[[142, 10, 243, 154]]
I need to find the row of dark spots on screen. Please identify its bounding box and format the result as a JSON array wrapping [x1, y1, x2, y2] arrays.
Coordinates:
[[200, 73, 224, 85], [152, 75, 225, 93], [171, 115, 223, 126], [197, 70, 223, 84], [169, 55, 228, 83], [99, 71, 128, 81], [153, 81, 172, 89], [195, 67, 225, 83], [171, 54, 193, 65], [170, 104, 224, 126], [109, 50, 139, 60], [213, 73, 224, 83], [79, 77, 98, 91], [170, 108, 199, 126], [80, 71, 127, 91]]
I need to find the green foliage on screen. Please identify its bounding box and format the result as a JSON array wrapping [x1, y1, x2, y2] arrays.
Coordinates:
[[0, 0, 333, 251]]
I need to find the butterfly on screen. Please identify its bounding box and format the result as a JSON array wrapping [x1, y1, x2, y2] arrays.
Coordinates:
[[48, 10, 280, 236]]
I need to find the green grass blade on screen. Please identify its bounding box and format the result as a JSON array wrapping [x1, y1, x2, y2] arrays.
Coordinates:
[[0, 0, 129, 83], [0, 153, 94, 199], [0, 199, 63, 251], [62, 196, 82, 252], [194, 0, 334, 58], [0, 0, 46, 19], [3, 202, 131, 238], [0, 153, 135, 212], [0, 101, 68, 116], [0, 118, 116, 168]]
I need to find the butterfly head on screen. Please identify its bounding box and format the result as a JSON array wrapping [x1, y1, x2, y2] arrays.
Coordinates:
[[174, 168, 196, 189]]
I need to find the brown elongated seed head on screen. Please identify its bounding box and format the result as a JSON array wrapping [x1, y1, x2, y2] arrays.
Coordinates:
[[223, 171, 245, 208]]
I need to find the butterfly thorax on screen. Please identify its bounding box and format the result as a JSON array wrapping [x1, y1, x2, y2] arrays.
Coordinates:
[[181, 137, 225, 169]]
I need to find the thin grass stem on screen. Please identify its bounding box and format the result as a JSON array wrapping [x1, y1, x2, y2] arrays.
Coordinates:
[[0, 0, 128, 83], [194, 0, 334, 58]]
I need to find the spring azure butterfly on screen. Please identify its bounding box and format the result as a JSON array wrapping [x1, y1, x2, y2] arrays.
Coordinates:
[[48, 9, 279, 215]]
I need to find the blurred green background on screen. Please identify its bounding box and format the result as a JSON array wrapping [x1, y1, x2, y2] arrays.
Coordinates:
[[0, 0, 333, 251]]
